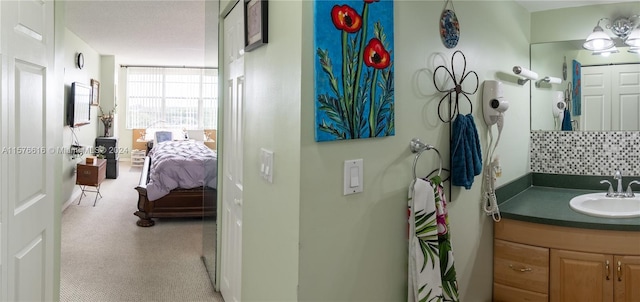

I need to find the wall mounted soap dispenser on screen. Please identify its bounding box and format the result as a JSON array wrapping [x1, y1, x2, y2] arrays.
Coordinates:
[[482, 80, 509, 126]]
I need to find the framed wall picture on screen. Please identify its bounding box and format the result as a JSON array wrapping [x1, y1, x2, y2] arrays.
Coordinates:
[[244, 0, 268, 52], [313, 0, 395, 141], [90, 79, 100, 106]]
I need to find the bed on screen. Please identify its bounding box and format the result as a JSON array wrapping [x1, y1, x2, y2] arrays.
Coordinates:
[[134, 140, 217, 227]]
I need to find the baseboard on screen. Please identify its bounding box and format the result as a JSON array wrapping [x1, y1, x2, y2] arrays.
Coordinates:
[[62, 187, 82, 212]]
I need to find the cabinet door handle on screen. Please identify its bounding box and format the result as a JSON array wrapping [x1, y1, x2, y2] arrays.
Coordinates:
[[606, 260, 610, 280], [509, 264, 532, 272], [617, 261, 622, 282]]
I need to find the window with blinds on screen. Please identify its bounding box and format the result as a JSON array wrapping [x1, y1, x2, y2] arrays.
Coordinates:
[[125, 67, 218, 130]]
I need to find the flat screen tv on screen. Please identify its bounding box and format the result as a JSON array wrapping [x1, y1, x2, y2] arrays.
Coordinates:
[[68, 82, 91, 127]]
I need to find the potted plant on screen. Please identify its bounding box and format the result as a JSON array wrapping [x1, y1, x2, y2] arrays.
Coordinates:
[[98, 104, 117, 137]]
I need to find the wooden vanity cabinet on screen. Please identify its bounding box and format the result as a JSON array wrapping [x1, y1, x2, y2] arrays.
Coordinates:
[[550, 249, 613, 302], [494, 239, 549, 302], [550, 252, 640, 302], [614, 255, 640, 301], [494, 219, 640, 302]]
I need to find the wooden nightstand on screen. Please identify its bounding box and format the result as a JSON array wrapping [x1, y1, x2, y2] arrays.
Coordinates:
[[204, 139, 216, 150], [76, 158, 106, 206]]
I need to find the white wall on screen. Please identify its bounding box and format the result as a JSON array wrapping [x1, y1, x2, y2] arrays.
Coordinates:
[[99, 55, 118, 137], [116, 67, 132, 159], [61, 28, 102, 209], [238, 1, 531, 301]]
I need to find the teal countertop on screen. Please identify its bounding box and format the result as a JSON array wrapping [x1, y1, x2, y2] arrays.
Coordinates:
[[499, 186, 640, 232]]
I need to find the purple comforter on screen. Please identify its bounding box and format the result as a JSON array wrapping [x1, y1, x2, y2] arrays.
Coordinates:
[[146, 140, 217, 201]]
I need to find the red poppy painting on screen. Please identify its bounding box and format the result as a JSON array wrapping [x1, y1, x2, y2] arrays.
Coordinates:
[[314, 0, 394, 142]]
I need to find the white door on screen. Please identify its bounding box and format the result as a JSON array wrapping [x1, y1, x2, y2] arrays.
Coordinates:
[[0, 1, 56, 301], [581, 64, 640, 131], [581, 66, 611, 131], [221, 3, 244, 302], [611, 64, 640, 130]]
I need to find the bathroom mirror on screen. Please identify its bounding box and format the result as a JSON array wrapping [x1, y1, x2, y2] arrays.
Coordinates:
[[530, 40, 640, 131]]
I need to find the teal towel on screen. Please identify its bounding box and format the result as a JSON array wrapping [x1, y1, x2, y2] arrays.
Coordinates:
[[451, 114, 482, 189], [561, 109, 572, 131]]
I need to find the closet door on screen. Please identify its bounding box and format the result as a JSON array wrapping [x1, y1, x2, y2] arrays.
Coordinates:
[[581, 66, 611, 131], [581, 64, 640, 131], [0, 1, 57, 301], [221, 2, 244, 302], [612, 64, 640, 130]]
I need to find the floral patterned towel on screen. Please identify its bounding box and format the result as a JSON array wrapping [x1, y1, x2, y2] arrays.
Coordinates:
[[408, 177, 459, 302]]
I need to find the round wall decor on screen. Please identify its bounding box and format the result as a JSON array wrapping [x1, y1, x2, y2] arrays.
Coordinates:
[[439, 0, 460, 49], [76, 53, 84, 69]]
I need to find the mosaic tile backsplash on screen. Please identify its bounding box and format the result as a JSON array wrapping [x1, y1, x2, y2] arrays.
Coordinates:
[[530, 131, 640, 176]]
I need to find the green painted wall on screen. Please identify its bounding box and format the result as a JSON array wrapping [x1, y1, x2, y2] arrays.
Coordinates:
[[62, 28, 102, 210], [240, 0, 303, 300], [239, 0, 531, 301], [298, 2, 529, 300]]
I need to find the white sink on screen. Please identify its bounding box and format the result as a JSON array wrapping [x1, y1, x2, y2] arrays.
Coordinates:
[[569, 193, 640, 218]]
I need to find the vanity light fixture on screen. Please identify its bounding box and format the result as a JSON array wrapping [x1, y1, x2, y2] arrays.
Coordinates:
[[583, 15, 640, 52], [626, 26, 640, 48], [583, 18, 615, 51]]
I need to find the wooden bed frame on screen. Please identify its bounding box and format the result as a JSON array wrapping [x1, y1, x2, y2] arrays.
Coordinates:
[[134, 156, 216, 227]]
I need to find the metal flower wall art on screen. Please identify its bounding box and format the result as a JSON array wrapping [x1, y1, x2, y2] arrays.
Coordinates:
[[314, 0, 394, 142]]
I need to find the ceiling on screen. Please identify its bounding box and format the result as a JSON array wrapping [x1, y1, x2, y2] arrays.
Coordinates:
[[65, 0, 218, 68], [64, 1, 636, 68]]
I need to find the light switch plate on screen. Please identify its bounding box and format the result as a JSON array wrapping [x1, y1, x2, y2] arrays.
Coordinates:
[[344, 159, 363, 195], [260, 148, 274, 183]]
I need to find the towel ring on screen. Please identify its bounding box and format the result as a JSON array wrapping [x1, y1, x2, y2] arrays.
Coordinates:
[[410, 138, 443, 180]]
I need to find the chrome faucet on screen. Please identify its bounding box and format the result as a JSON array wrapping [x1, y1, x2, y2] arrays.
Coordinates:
[[613, 169, 623, 196], [602, 170, 638, 198], [600, 180, 615, 197], [626, 180, 640, 197]]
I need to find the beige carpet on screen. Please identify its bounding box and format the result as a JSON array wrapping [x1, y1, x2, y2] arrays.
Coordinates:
[[61, 161, 223, 302]]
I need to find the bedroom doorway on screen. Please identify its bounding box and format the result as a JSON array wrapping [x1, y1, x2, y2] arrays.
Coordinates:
[[220, 2, 244, 301], [60, 0, 222, 299]]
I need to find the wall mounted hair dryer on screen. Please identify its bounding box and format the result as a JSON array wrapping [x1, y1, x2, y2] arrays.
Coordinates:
[[552, 91, 566, 118], [483, 80, 509, 126], [482, 80, 508, 222]]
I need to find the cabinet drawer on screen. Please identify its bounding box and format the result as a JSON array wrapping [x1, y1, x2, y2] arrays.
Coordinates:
[[494, 283, 548, 302], [494, 239, 549, 294]]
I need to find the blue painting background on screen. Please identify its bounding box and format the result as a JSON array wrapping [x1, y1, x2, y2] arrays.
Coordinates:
[[572, 60, 581, 116], [313, 0, 395, 142]]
